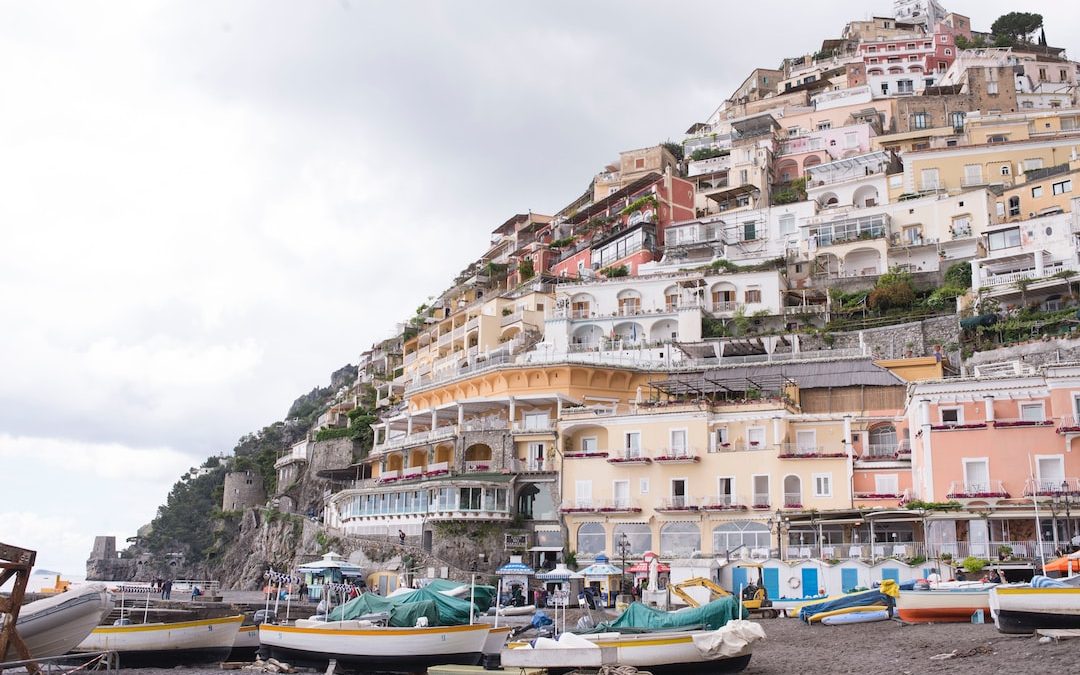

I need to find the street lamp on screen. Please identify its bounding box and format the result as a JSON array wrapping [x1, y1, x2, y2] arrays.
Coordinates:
[[1061, 481, 1074, 549], [616, 533, 631, 595], [768, 509, 790, 560]]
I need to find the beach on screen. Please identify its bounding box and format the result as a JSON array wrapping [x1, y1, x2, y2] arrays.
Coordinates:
[[55, 616, 1074, 675]]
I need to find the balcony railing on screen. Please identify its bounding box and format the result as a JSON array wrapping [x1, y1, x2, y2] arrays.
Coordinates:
[[513, 458, 552, 473], [607, 449, 651, 465], [751, 494, 771, 509], [657, 496, 698, 511], [982, 262, 1079, 287], [1058, 416, 1080, 432], [778, 444, 845, 458], [1024, 478, 1080, 496], [652, 448, 699, 463], [501, 311, 524, 326], [993, 417, 1055, 428], [946, 480, 1010, 499], [464, 460, 493, 472], [462, 420, 509, 432], [401, 466, 425, 479], [701, 495, 745, 511], [512, 421, 556, 434], [596, 499, 641, 513], [560, 500, 598, 513]]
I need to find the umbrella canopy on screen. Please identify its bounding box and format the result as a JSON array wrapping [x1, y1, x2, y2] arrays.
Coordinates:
[[625, 561, 670, 574], [579, 554, 623, 577], [535, 564, 584, 581]]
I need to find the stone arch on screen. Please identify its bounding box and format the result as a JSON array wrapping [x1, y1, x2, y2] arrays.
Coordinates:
[[613, 321, 645, 343], [572, 324, 604, 346], [464, 443, 492, 461], [385, 453, 404, 472], [710, 281, 738, 310], [802, 155, 822, 171], [775, 158, 799, 183], [818, 191, 840, 207], [408, 448, 427, 469], [844, 247, 882, 277], [501, 326, 521, 341], [434, 444, 454, 464]]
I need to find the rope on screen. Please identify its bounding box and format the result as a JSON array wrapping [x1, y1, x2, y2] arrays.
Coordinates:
[[597, 665, 651, 675]]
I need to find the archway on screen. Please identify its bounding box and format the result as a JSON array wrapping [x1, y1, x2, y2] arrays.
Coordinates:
[[852, 185, 879, 208], [802, 155, 823, 173], [660, 522, 701, 557], [712, 522, 771, 553], [465, 443, 492, 462], [818, 191, 840, 207], [783, 475, 802, 508], [408, 449, 427, 470], [710, 282, 738, 312], [613, 523, 653, 556], [613, 321, 645, 343], [434, 444, 454, 465], [572, 324, 604, 347], [577, 522, 606, 556], [649, 319, 679, 343], [868, 424, 897, 457], [616, 289, 642, 316], [775, 158, 799, 183], [385, 454, 404, 472], [844, 247, 882, 277]]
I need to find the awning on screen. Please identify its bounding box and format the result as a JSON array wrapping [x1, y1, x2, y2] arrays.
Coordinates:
[[528, 546, 564, 552], [625, 562, 670, 574], [496, 562, 535, 576]]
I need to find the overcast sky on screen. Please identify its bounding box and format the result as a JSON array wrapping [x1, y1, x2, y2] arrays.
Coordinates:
[[1, 0, 1077, 578]]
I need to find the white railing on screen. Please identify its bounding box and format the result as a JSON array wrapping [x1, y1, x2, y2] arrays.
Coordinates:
[[864, 443, 899, 458], [778, 444, 827, 457], [653, 447, 697, 461], [512, 421, 556, 433], [401, 466, 424, 479], [597, 499, 640, 512], [501, 311, 524, 326], [1024, 477, 1080, 495], [947, 480, 1009, 498], [751, 494, 771, 508], [983, 262, 1078, 287], [657, 496, 696, 510], [608, 449, 650, 462], [783, 493, 803, 508]]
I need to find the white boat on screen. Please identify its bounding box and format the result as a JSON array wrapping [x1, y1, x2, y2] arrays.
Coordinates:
[[989, 578, 1080, 634], [74, 614, 244, 666], [495, 603, 536, 616], [13, 584, 113, 658], [482, 625, 513, 655], [501, 622, 764, 675], [259, 620, 491, 669], [231, 624, 260, 654], [896, 585, 993, 623]]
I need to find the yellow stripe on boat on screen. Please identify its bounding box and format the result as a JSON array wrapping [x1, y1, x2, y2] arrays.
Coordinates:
[[264, 623, 491, 637], [808, 605, 888, 624], [996, 588, 1080, 595], [93, 615, 244, 634]]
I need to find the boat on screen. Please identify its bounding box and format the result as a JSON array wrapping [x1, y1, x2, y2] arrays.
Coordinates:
[[495, 603, 537, 616], [260, 620, 492, 669], [820, 609, 890, 625], [13, 584, 113, 659], [989, 575, 1080, 634], [895, 584, 993, 623], [231, 624, 260, 656], [482, 624, 513, 655], [73, 614, 244, 666], [502, 622, 764, 675]]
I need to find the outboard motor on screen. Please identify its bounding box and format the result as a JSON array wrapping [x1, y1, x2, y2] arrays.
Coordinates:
[[254, 609, 277, 625]]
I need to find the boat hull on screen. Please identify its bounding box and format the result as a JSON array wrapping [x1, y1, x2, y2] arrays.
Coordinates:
[[895, 590, 991, 623], [503, 630, 753, 675], [15, 585, 113, 659], [75, 615, 243, 666], [230, 625, 260, 656], [990, 587, 1080, 634], [259, 622, 490, 670]]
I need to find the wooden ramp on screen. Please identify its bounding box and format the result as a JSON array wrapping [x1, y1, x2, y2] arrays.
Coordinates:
[[0, 541, 39, 673]]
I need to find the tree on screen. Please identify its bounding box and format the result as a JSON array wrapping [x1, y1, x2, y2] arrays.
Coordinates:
[[518, 259, 534, 281], [990, 12, 1043, 44], [868, 269, 916, 314]]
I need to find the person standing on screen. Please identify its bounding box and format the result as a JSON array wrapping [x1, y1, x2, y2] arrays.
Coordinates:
[[162, 579, 172, 600], [399, 529, 406, 545]]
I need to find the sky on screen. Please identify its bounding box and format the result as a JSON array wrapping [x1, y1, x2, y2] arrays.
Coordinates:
[[1, 0, 1078, 578]]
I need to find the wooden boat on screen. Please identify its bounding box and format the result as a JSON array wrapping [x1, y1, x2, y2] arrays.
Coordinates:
[[989, 583, 1080, 634], [501, 624, 762, 675], [259, 620, 491, 670], [895, 587, 992, 623], [74, 614, 244, 666], [482, 625, 513, 655], [231, 624, 260, 655], [15, 584, 112, 658]]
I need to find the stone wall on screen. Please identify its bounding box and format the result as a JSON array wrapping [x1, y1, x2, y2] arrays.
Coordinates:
[[798, 315, 961, 359], [966, 335, 1080, 371]]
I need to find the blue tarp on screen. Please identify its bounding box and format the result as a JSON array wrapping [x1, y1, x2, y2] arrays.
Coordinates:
[[799, 588, 895, 624]]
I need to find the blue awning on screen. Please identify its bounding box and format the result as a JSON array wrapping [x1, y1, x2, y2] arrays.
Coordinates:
[[496, 562, 535, 575]]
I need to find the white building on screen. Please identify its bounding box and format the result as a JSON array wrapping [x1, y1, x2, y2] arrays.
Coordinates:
[[972, 210, 1080, 305]]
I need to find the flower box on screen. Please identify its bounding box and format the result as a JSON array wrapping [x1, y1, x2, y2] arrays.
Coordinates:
[[855, 492, 901, 499], [947, 491, 1010, 499], [424, 469, 449, 478], [469, 464, 490, 472], [607, 456, 651, 464], [930, 423, 987, 431], [659, 505, 699, 511], [703, 503, 747, 511], [752, 503, 771, 510], [565, 452, 608, 459], [654, 455, 699, 463], [994, 420, 1053, 428], [783, 503, 803, 509], [559, 506, 596, 513], [1058, 426, 1080, 433], [720, 443, 732, 448], [749, 441, 760, 447], [598, 507, 642, 513]]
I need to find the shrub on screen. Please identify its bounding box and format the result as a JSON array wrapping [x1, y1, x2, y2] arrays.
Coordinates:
[[602, 265, 630, 278], [868, 269, 916, 312], [962, 556, 989, 574], [518, 259, 534, 281], [944, 262, 972, 288]]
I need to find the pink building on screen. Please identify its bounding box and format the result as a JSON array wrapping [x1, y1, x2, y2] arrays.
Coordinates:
[[907, 362, 1080, 560], [859, 28, 957, 95]]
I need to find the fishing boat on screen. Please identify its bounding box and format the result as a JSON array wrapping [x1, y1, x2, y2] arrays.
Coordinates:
[[260, 620, 492, 669], [14, 584, 113, 658], [502, 622, 764, 675], [895, 583, 994, 623], [74, 614, 244, 666], [231, 624, 260, 656], [989, 575, 1080, 634], [482, 624, 513, 655]]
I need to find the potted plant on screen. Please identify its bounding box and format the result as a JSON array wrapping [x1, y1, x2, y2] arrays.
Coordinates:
[[997, 544, 1013, 560], [939, 551, 953, 564]]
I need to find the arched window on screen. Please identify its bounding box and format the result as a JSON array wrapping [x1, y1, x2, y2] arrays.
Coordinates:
[[868, 425, 897, 456], [783, 475, 802, 507], [613, 523, 653, 556], [663, 285, 680, 311], [712, 522, 771, 553], [659, 522, 701, 557], [577, 522, 606, 556]]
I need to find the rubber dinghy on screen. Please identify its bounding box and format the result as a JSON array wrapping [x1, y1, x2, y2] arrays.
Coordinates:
[[799, 580, 899, 624], [14, 584, 113, 658]]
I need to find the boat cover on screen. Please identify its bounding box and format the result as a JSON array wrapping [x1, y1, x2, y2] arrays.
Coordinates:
[[422, 578, 497, 611], [388, 586, 480, 625], [798, 580, 899, 624], [326, 593, 441, 627], [586, 596, 747, 633]]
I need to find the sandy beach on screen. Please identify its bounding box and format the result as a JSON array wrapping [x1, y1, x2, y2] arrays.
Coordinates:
[[52, 616, 1075, 675]]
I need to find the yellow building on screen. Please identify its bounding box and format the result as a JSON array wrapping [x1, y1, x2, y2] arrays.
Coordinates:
[[559, 358, 909, 563]]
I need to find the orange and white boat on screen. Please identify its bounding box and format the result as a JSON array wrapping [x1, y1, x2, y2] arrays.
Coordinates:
[[895, 584, 993, 623]]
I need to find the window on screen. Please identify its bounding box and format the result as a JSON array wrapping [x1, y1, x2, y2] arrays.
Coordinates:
[[874, 474, 899, 495], [1024, 158, 1043, 172], [796, 429, 817, 451], [714, 427, 729, 449], [950, 111, 965, 131], [639, 478, 649, 494], [718, 477, 735, 505], [1007, 197, 1021, 218], [813, 473, 832, 497], [779, 213, 796, 235], [745, 288, 762, 303], [660, 521, 700, 557], [739, 169, 749, 185], [742, 220, 757, 241], [912, 112, 928, 128], [612, 480, 630, 508], [963, 459, 990, 492], [944, 48, 952, 56], [664, 288, 680, 311], [670, 478, 688, 507], [988, 227, 1021, 250], [634, 157, 645, 169], [1000, 164, 1011, 176], [1053, 180, 1073, 195], [574, 480, 593, 508], [670, 429, 687, 453], [898, 79, 914, 94], [1039, 68, 1047, 82], [1036, 456, 1065, 489], [845, 132, 857, 148], [576, 522, 605, 555], [713, 521, 770, 553], [940, 407, 962, 425], [625, 432, 641, 457], [752, 475, 770, 506], [747, 427, 766, 447], [987, 81, 998, 95], [1032, 185, 1044, 198], [963, 164, 983, 185], [816, 121, 832, 131], [1060, 69, 1068, 81], [581, 437, 598, 453], [920, 167, 940, 190], [1020, 402, 1045, 422]]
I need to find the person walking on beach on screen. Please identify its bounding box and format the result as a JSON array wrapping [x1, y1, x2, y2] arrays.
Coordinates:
[[162, 579, 172, 600], [398, 529, 406, 545]]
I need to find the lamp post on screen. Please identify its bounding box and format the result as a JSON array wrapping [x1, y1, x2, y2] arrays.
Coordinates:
[[768, 509, 790, 560], [617, 533, 631, 595], [1062, 481, 1074, 549]]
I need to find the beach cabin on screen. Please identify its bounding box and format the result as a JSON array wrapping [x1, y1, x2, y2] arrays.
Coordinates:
[[297, 551, 365, 600], [535, 563, 584, 607], [496, 555, 535, 606], [579, 554, 623, 608]]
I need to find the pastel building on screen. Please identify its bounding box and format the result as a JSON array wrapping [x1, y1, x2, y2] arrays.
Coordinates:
[[971, 209, 1080, 306], [906, 362, 1080, 558]]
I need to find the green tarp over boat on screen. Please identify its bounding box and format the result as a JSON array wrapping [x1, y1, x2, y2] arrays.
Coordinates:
[[588, 596, 747, 633], [421, 578, 497, 612], [325, 593, 441, 627]]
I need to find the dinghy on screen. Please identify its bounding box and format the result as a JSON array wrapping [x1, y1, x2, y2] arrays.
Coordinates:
[[14, 584, 112, 658]]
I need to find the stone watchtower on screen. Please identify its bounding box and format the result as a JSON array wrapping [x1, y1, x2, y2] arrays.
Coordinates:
[[222, 470, 266, 511]]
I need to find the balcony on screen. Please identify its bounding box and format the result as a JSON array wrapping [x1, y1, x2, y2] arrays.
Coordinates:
[[982, 262, 1080, 288], [777, 444, 847, 459], [929, 422, 987, 431], [564, 449, 610, 459], [782, 493, 804, 509], [652, 448, 699, 463], [423, 461, 450, 478], [751, 495, 771, 510], [465, 317, 479, 332], [607, 450, 651, 465], [946, 480, 1010, 499], [1024, 478, 1080, 496], [464, 460, 493, 472], [462, 420, 509, 432], [376, 469, 400, 484], [513, 458, 553, 473], [512, 420, 556, 434], [596, 499, 642, 514], [700, 495, 746, 512], [782, 304, 827, 316], [560, 501, 598, 514], [401, 466, 425, 480], [501, 311, 525, 326], [656, 497, 698, 512], [854, 489, 911, 501], [437, 332, 452, 347], [806, 213, 889, 248], [992, 417, 1054, 428], [860, 440, 910, 460]]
